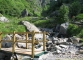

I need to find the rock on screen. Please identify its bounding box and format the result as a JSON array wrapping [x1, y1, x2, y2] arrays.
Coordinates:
[[70, 36, 80, 44], [20, 9, 28, 17], [60, 44, 68, 48], [22, 21, 40, 32], [59, 22, 69, 35], [78, 50, 83, 54], [0, 51, 12, 60], [2, 35, 12, 48], [22, 56, 31, 60], [17, 43, 32, 49], [47, 41, 52, 44], [56, 50, 61, 54], [22, 21, 44, 40], [55, 45, 62, 50], [52, 37, 58, 41], [0, 16, 9, 22]]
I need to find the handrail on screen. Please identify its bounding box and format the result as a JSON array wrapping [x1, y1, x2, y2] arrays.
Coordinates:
[[0, 31, 47, 58]]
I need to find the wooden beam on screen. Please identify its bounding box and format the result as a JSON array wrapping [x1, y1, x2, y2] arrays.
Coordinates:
[[12, 31, 16, 54], [26, 32, 28, 49], [32, 31, 35, 58], [0, 33, 2, 50], [43, 31, 46, 51]]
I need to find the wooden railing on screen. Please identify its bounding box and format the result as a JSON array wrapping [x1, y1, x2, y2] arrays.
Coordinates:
[[0, 31, 48, 58]]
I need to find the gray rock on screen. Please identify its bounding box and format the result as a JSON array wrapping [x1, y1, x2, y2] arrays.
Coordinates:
[[22, 21, 40, 32], [2, 34, 12, 48], [59, 22, 69, 35], [56, 50, 62, 54], [22, 56, 31, 60], [55, 45, 62, 50], [0, 16, 9, 22], [70, 36, 80, 44], [60, 44, 68, 48]]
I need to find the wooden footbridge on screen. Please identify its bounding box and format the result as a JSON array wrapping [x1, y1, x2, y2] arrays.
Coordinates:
[[0, 31, 48, 58]]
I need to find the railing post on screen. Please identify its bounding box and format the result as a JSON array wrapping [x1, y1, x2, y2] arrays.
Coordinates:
[[12, 31, 16, 54], [0, 32, 2, 50], [43, 31, 46, 51], [32, 30, 35, 58], [26, 32, 28, 49]]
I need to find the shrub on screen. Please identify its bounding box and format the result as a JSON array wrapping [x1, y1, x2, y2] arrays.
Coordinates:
[[69, 1, 81, 17], [76, 14, 83, 21], [56, 4, 69, 24], [67, 24, 82, 37]]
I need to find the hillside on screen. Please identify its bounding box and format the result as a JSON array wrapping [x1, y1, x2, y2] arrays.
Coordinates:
[[0, 0, 83, 38]]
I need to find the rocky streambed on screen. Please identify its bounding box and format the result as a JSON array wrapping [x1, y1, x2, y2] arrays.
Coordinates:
[[0, 21, 83, 60], [39, 37, 83, 60]]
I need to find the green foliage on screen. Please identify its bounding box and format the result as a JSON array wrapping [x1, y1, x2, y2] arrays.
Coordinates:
[[0, 0, 42, 17], [78, 30, 83, 38], [69, 1, 81, 17], [67, 24, 82, 37], [56, 4, 69, 24], [76, 14, 83, 21]]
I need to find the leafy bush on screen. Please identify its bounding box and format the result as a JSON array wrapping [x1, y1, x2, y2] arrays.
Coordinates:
[[76, 14, 83, 21], [56, 4, 69, 24], [69, 1, 81, 17], [78, 30, 83, 38], [67, 24, 82, 37]]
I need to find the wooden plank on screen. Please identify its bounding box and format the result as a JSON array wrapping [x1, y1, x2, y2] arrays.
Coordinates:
[[15, 32, 32, 34], [1, 48, 43, 56], [1, 40, 47, 43]]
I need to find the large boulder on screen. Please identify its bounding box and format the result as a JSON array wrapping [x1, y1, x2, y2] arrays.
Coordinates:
[[22, 21, 43, 39], [59, 22, 69, 35], [22, 21, 40, 32]]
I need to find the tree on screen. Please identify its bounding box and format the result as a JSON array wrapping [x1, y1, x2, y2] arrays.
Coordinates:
[[57, 4, 69, 24], [69, 1, 81, 17]]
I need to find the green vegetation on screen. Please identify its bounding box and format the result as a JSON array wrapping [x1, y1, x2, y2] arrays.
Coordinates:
[[0, 0, 42, 17], [0, 0, 83, 39], [76, 14, 83, 21], [69, 1, 81, 17], [67, 24, 82, 37], [56, 4, 69, 24]]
